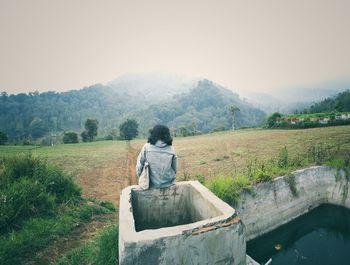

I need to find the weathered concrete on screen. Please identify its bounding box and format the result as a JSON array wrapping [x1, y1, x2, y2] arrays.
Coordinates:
[[246, 255, 260, 265], [119, 181, 246, 265], [237, 166, 350, 241]]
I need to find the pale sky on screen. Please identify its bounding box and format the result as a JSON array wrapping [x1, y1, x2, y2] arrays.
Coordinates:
[[1, 0, 350, 94]]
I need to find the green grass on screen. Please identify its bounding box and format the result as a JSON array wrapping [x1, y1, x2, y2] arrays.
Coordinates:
[[0, 202, 114, 265], [1, 126, 350, 264], [0, 141, 127, 176], [56, 225, 118, 265], [286, 111, 350, 119], [0, 154, 115, 265], [207, 175, 251, 206]]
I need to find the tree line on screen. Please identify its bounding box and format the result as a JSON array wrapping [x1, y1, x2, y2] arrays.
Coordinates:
[[0, 80, 266, 144]]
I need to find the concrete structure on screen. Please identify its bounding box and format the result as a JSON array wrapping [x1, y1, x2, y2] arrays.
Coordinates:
[[119, 181, 246, 265], [119, 166, 350, 264], [237, 166, 350, 241]]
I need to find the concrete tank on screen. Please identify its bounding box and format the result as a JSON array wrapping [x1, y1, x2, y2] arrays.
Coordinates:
[[119, 181, 246, 265]]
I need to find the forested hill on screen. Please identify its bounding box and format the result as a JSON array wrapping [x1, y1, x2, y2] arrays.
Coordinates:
[[137, 79, 266, 133], [307, 90, 350, 113], [0, 78, 266, 143]]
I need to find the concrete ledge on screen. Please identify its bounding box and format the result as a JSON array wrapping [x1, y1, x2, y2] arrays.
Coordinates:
[[119, 181, 246, 265], [237, 166, 350, 241]]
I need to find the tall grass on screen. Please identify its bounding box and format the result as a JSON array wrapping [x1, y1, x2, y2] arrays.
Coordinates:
[[0, 153, 81, 232], [207, 142, 345, 205], [208, 175, 251, 206], [57, 225, 119, 265], [0, 153, 114, 265]]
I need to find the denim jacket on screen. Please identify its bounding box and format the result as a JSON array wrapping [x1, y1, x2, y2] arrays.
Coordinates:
[[136, 140, 177, 188]]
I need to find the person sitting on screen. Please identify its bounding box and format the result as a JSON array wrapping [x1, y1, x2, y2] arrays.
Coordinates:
[[136, 125, 177, 188]]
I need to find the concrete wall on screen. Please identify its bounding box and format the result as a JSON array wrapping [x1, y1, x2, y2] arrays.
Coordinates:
[[119, 181, 246, 265], [237, 166, 350, 241], [132, 183, 222, 231]]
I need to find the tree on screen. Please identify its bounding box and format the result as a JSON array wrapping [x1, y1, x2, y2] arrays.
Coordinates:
[[29, 117, 47, 139], [229, 105, 240, 130], [81, 131, 89, 142], [63, 132, 78, 144], [267, 112, 282, 128], [81, 119, 98, 142], [0, 131, 8, 145], [119, 119, 139, 140]]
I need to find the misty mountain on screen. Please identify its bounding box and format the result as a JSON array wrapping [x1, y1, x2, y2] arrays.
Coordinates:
[[307, 89, 350, 113], [108, 72, 198, 104], [237, 77, 350, 114], [135, 79, 266, 133], [0, 75, 266, 143]]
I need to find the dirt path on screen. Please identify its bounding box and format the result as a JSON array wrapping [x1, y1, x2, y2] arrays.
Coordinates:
[[28, 213, 117, 265], [125, 141, 138, 186], [74, 141, 140, 206], [27, 143, 141, 264]]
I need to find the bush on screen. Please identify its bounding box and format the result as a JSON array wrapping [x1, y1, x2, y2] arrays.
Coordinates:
[[33, 164, 81, 203], [81, 131, 90, 142], [99, 201, 116, 212], [71, 204, 112, 223], [22, 139, 33, 145], [63, 132, 79, 144], [119, 119, 139, 140], [0, 178, 56, 231], [0, 154, 81, 231], [254, 164, 272, 183], [208, 175, 250, 205], [277, 146, 289, 168], [0, 131, 8, 145]]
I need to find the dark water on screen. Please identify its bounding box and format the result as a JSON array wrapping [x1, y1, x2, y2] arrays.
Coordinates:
[[247, 204, 350, 265]]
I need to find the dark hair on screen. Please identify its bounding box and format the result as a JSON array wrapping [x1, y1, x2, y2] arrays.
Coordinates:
[[148, 125, 173, 146]]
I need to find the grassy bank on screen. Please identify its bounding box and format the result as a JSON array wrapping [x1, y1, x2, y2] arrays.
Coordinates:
[[0, 154, 115, 265], [56, 225, 118, 265], [1, 126, 350, 205]]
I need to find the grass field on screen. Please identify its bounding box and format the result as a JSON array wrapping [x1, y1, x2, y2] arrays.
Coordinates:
[[1, 125, 350, 264], [1, 126, 350, 206]]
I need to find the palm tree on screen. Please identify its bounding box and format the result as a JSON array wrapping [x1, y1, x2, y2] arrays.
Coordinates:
[[229, 105, 240, 130]]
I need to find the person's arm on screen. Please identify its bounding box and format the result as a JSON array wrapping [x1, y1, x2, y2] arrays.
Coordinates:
[[136, 145, 146, 177], [171, 154, 177, 174]]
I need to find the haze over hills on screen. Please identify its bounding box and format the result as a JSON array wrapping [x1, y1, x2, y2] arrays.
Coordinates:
[[108, 72, 199, 103], [0, 74, 265, 143], [2, 72, 350, 143], [109, 72, 350, 115], [237, 77, 350, 114]]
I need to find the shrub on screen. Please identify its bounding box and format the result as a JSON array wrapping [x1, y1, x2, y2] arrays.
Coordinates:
[[0, 131, 8, 145], [208, 175, 250, 205], [119, 119, 139, 140], [0, 154, 81, 231], [63, 132, 79, 144], [254, 164, 272, 183], [71, 204, 111, 223], [99, 201, 116, 212], [22, 139, 33, 145], [0, 178, 56, 231], [306, 143, 332, 165], [81, 131, 90, 142], [277, 146, 289, 168], [33, 164, 81, 203], [195, 174, 205, 184]]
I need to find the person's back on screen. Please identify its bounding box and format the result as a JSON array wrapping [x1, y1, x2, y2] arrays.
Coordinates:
[[136, 125, 177, 188]]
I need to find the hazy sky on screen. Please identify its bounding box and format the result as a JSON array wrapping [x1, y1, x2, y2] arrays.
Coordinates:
[[1, 0, 350, 94]]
